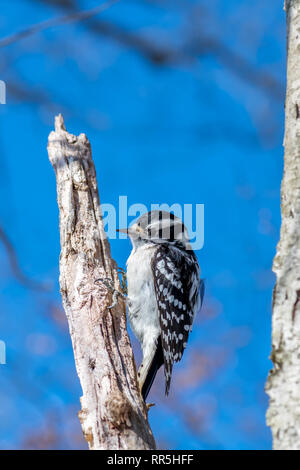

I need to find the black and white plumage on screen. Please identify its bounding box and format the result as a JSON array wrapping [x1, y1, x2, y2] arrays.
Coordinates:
[[119, 210, 204, 400]]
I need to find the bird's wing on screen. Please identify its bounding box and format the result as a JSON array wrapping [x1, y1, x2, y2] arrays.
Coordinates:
[[151, 244, 201, 395]]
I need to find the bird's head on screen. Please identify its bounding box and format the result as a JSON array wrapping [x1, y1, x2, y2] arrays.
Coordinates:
[[117, 210, 191, 250]]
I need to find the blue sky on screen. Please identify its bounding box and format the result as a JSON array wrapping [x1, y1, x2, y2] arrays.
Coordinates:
[[0, 0, 285, 449]]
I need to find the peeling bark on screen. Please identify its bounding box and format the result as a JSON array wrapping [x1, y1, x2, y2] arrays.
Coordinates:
[[48, 114, 155, 450], [266, 0, 300, 450]]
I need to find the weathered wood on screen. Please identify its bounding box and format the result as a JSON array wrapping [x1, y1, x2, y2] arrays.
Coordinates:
[[48, 114, 155, 450]]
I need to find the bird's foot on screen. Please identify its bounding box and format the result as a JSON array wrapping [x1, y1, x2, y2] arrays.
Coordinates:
[[94, 276, 126, 309]]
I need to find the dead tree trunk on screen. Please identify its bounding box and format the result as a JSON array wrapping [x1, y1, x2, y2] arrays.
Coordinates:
[[47, 114, 156, 450], [265, 0, 300, 450]]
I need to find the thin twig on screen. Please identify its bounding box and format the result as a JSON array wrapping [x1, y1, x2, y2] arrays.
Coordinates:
[[0, 226, 50, 291], [0, 0, 119, 48]]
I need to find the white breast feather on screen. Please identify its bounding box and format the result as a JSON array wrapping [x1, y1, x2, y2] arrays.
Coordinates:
[[126, 244, 161, 360]]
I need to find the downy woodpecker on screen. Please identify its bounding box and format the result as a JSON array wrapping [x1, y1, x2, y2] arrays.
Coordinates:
[[118, 210, 204, 400]]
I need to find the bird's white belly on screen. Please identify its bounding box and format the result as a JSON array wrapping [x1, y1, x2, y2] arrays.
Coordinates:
[[126, 245, 160, 358]]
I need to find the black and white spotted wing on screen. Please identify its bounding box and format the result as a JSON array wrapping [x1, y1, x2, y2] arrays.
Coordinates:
[[151, 244, 204, 395]]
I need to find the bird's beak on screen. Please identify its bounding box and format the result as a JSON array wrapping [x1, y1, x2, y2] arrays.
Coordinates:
[[117, 227, 139, 238], [116, 228, 129, 234]]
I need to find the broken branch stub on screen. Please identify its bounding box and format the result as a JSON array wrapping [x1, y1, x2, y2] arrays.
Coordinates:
[[47, 114, 155, 450]]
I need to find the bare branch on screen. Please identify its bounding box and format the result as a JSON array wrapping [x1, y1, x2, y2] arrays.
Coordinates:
[[0, 225, 50, 291], [47, 114, 155, 450], [188, 37, 284, 102], [39, 0, 284, 100], [1, 0, 283, 101], [83, 18, 283, 100], [0, 0, 119, 48]]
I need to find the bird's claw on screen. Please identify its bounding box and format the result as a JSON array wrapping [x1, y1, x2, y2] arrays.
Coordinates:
[[95, 277, 114, 291], [95, 277, 126, 309]]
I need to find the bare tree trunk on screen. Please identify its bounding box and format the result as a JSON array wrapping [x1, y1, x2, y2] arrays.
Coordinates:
[[47, 114, 156, 450], [266, 0, 300, 450]]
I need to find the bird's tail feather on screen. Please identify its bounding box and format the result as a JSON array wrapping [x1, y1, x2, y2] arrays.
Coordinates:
[[141, 336, 164, 400]]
